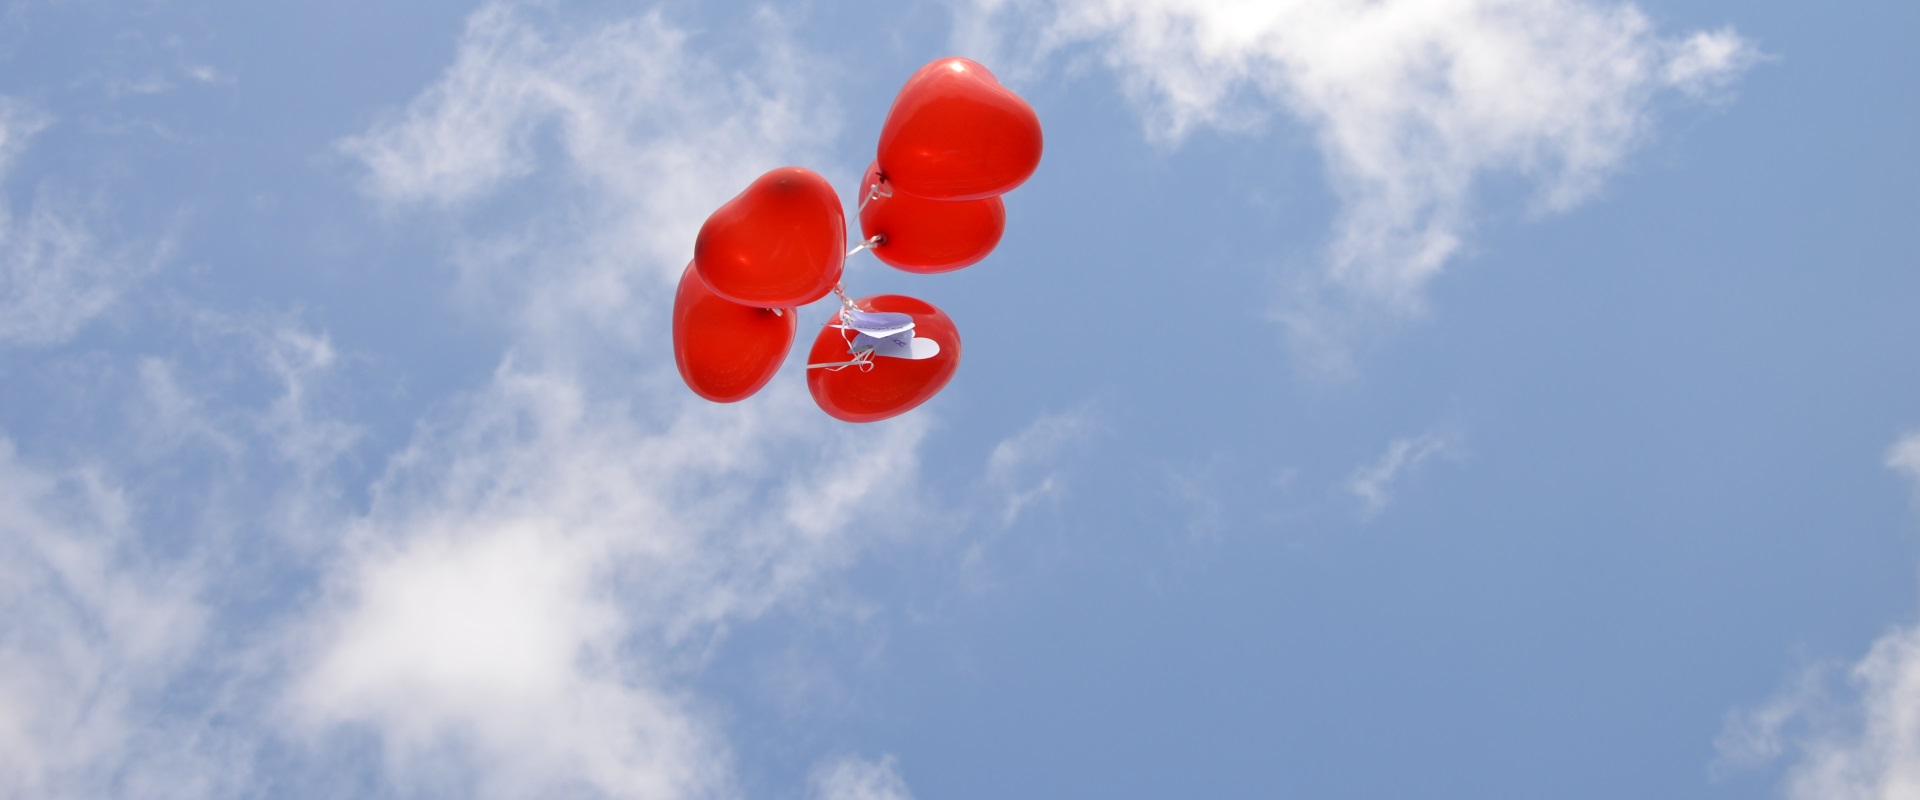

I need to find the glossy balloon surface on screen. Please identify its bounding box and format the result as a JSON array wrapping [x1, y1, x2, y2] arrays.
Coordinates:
[[807, 295, 961, 423], [876, 58, 1043, 201], [673, 262, 797, 403], [858, 161, 1005, 274], [694, 167, 845, 307]]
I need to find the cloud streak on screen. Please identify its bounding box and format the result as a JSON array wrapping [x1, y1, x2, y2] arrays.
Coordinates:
[[986, 408, 1097, 526], [0, 98, 160, 347], [1347, 432, 1454, 519], [0, 440, 212, 799], [810, 754, 916, 800]]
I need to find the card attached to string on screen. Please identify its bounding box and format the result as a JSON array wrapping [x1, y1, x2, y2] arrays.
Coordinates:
[[840, 309, 915, 338], [853, 331, 940, 360], [807, 308, 938, 370]]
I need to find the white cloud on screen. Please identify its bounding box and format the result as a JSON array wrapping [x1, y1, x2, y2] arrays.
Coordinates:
[[5, 314, 446, 798], [0, 3, 942, 795], [0, 97, 160, 347], [0, 440, 213, 798], [1714, 432, 1920, 798], [182, 64, 236, 86], [1665, 28, 1755, 94], [1888, 433, 1920, 501], [336, 2, 560, 209], [285, 3, 933, 795], [959, 0, 1756, 367], [1716, 625, 1920, 800], [287, 500, 723, 798], [286, 364, 930, 798], [1783, 627, 1920, 800], [810, 754, 915, 800], [340, 3, 841, 362], [1346, 432, 1454, 519]]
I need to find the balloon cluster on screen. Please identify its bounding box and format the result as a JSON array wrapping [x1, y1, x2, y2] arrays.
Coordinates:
[[672, 57, 1043, 422]]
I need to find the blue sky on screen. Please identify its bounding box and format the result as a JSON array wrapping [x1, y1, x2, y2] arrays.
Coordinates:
[[1, 1, 1916, 798]]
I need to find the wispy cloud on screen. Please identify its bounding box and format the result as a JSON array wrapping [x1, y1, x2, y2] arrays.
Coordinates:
[[986, 408, 1097, 526], [1888, 433, 1920, 501], [1346, 431, 1455, 519], [810, 754, 916, 800], [1714, 665, 1831, 774], [181, 64, 236, 86], [277, 3, 932, 795], [0, 440, 212, 798], [338, 3, 838, 358], [1714, 431, 1920, 798], [958, 0, 1757, 373], [134, 357, 244, 458], [254, 327, 362, 472], [0, 97, 161, 347], [0, 99, 42, 169]]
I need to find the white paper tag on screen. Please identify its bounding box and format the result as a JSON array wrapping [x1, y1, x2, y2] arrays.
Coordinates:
[[841, 309, 915, 338], [853, 332, 940, 360]]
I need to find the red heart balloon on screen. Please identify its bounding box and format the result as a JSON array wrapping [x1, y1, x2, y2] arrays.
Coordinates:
[[673, 262, 797, 403], [876, 58, 1043, 201], [694, 166, 846, 307], [858, 161, 1006, 274], [807, 295, 962, 423]]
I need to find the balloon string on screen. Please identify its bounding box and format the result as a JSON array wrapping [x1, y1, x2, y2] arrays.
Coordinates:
[[806, 347, 876, 372], [834, 308, 858, 346], [857, 178, 893, 212], [818, 257, 878, 371], [838, 183, 890, 312], [817, 302, 868, 368]]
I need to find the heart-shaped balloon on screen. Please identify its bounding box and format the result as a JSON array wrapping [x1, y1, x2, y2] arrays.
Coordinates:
[[694, 166, 846, 307], [673, 262, 797, 403], [858, 161, 1006, 274], [807, 295, 962, 423], [876, 57, 1043, 201]]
